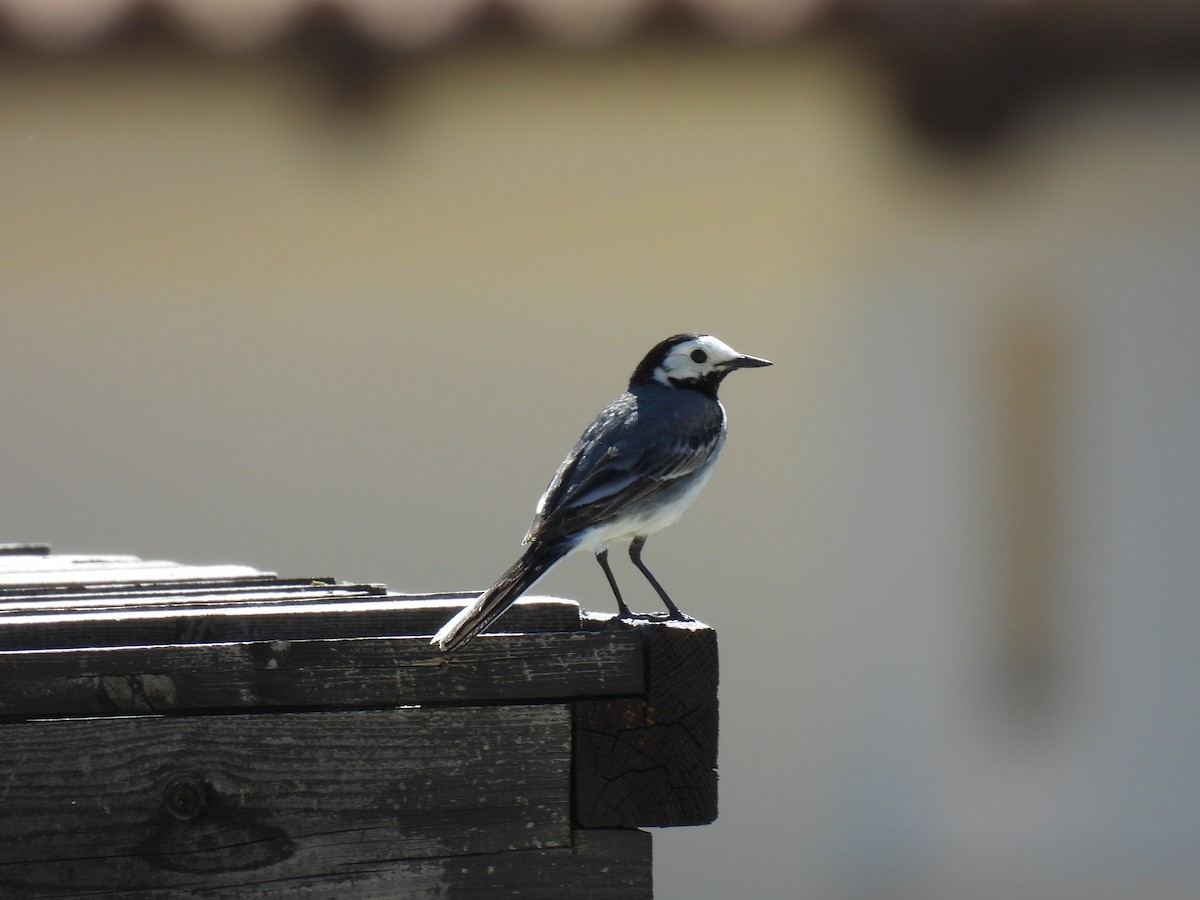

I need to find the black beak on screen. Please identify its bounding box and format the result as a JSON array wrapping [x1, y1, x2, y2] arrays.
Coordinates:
[[729, 354, 772, 369]]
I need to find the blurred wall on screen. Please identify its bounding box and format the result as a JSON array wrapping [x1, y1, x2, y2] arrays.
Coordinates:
[[3, 38, 1200, 899]]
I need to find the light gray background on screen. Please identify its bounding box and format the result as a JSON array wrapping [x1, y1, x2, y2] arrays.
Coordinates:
[[4, 41, 1200, 899]]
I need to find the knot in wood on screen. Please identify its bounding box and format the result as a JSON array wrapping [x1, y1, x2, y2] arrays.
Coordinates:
[[162, 777, 209, 822]]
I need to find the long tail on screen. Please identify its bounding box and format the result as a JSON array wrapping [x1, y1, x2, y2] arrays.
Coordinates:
[[432, 541, 568, 653]]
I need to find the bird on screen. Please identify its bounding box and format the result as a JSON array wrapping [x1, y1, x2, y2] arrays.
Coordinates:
[[431, 333, 771, 653]]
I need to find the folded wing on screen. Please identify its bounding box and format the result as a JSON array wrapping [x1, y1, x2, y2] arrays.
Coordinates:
[[526, 394, 723, 545]]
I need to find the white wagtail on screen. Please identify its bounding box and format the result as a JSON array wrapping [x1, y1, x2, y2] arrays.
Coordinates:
[[432, 333, 771, 653]]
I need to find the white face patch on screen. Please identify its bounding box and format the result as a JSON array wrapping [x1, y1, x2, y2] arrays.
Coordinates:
[[652, 335, 743, 386]]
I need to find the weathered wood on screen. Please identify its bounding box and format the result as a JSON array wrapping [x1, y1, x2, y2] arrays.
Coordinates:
[[0, 543, 50, 556], [421, 828, 652, 900], [0, 580, 387, 611], [0, 549, 716, 895], [0, 829, 650, 900], [0, 560, 266, 586], [0, 594, 581, 651], [0, 705, 572, 896], [0, 630, 646, 719], [0, 554, 581, 650], [0, 551, 141, 569], [573, 619, 720, 827]]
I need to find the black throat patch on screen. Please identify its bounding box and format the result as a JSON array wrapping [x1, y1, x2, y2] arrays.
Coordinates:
[[667, 370, 725, 399]]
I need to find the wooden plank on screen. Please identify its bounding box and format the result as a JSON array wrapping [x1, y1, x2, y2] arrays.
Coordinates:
[[574, 619, 720, 827], [0, 543, 50, 556], [0, 553, 579, 653], [0, 595, 581, 650], [0, 630, 646, 718], [0, 563, 268, 587], [0, 828, 650, 900], [0, 552, 141, 570], [0, 706, 572, 896], [0, 554, 256, 574], [0, 576, 289, 604], [0, 555, 277, 597], [436, 828, 652, 900], [0, 550, 701, 897], [0, 582, 389, 613], [0, 573, 331, 595]]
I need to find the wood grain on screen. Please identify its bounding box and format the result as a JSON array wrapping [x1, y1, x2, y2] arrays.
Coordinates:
[[0, 829, 650, 899], [0, 551, 715, 895], [0, 553, 581, 650], [0, 594, 581, 651], [0, 706, 572, 895], [574, 620, 720, 827], [0, 630, 645, 718]]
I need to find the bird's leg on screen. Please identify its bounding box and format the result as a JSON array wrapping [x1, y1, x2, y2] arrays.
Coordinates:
[[594, 549, 634, 619], [629, 536, 690, 620]]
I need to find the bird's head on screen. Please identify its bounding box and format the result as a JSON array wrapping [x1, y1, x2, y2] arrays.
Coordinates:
[[630, 333, 772, 397]]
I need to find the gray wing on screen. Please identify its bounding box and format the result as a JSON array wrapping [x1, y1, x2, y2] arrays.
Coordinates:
[[525, 391, 723, 545]]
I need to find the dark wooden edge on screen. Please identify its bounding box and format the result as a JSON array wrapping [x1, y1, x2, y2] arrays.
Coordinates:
[[0, 579, 384, 607], [573, 620, 719, 828], [0, 628, 648, 719], [0, 543, 51, 556]]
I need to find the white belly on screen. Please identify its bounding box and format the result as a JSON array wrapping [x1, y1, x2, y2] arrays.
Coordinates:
[[570, 461, 717, 554]]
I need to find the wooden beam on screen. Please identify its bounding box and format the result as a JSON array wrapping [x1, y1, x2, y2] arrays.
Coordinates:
[[0, 550, 715, 894], [0, 630, 645, 718], [573, 619, 719, 827], [0, 705, 575, 895], [0, 594, 581, 651]]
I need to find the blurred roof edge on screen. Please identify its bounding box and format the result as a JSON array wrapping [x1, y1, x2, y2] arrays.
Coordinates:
[[4, 0, 1197, 148], [1, 0, 1198, 56]]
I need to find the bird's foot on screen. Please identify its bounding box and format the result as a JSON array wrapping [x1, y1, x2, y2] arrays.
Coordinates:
[[617, 610, 664, 621], [616, 610, 693, 623]]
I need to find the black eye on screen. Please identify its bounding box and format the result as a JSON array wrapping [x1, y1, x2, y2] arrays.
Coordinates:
[[690, 349, 707, 364]]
